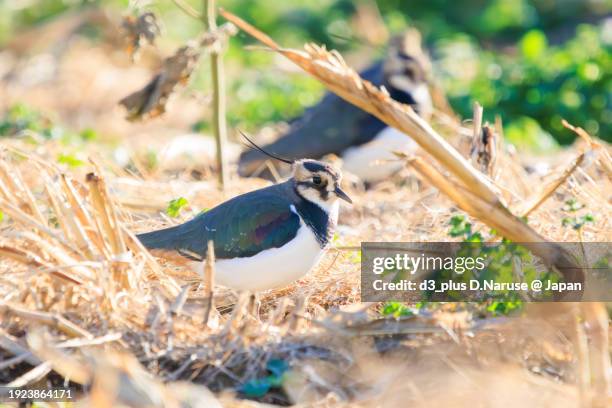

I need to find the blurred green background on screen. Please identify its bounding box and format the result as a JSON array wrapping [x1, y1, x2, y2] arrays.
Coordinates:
[[0, 0, 610, 148]]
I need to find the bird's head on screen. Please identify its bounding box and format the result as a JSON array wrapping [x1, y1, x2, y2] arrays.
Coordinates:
[[293, 159, 352, 210], [383, 30, 432, 118]]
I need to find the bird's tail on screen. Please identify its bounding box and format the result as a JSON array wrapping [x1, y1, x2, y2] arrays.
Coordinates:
[[136, 225, 184, 250]]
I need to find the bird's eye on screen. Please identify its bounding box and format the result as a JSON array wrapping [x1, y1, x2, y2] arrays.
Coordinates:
[[312, 175, 322, 185]]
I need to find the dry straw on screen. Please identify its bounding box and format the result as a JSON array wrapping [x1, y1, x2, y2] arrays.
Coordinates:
[[0, 8, 611, 406]]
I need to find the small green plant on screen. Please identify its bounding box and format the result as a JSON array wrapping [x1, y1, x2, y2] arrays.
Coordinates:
[[0, 103, 61, 140], [57, 153, 85, 168], [562, 214, 595, 230], [561, 198, 594, 230], [563, 198, 584, 212], [166, 197, 189, 218], [144, 150, 159, 171], [449, 214, 483, 242], [423, 214, 560, 314], [486, 300, 523, 316], [79, 128, 98, 141], [381, 302, 414, 318], [332, 232, 340, 244], [239, 358, 289, 398]]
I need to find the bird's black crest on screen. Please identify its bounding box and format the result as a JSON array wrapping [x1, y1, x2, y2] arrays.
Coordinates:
[[239, 130, 293, 165], [302, 160, 329, 173]]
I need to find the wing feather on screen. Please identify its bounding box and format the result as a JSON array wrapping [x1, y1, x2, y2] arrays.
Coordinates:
[[137, 184, 301, 262]]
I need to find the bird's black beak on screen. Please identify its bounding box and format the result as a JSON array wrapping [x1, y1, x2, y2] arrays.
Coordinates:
[[334, 186, 352, 204]]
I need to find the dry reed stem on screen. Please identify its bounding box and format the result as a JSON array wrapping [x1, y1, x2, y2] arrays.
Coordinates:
[[562, 119, 612, 178], [0, 199, 82, 257], [0, 159, 47, 225], [0, 302, 93, 339], [44, 182, 96, 259], [120, 224, 174, 292], [26, 330, 93, 385], [6, 362, 53, 387], [41, 174, 77, 244], [59, 174, 108, 254], [0, 331, 42, 367], [89, 166, 127, 254], [203, 240, 216, 326], [172, 0, 202, 19], [0, 245, 83, 285], [472, 102, 483, 141], [204, 0, 230, 191], [86, 170, 133, 290], [86, 172, 120, 257], [17, 230, 96, 282], [519, 153, 585, 217], [219, 9, 503, 207], [0, 354, 32, 371]]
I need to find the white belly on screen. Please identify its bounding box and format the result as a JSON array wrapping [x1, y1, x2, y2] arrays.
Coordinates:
[[192, 222, 324, 291], [341, 127, 417, 183]]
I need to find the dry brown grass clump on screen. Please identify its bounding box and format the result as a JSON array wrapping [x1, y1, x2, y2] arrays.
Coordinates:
[[1, 114, 610, 407]]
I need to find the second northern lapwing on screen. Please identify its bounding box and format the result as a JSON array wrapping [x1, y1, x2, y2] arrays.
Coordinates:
[[238, 30, 433, 184], [137, 144, 351, 291]]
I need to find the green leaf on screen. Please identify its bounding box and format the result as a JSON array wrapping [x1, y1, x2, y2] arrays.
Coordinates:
[[562, 213, 595, 230], [57, 153, 84, 168], [466, 232, 483, 242], [563, 198, 583, 212], [520, 30, 547, 61], [166, 197, 189, 218], [582, 214, 594, 222], [449, 215, 470, 237], [486, 300, 523, 316], [449, 215, 465, 226], [381, 302, 413, 318], [79, 127, 97, 141]]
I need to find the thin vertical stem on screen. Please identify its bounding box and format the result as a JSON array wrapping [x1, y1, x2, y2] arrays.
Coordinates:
[[203, 240, 215, 326], [203, 0, 228, 190]]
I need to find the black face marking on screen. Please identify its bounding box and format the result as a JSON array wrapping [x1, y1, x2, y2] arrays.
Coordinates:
[[293, 194, 334, 247], [390, 87, 418, 108], [397, 52, 415, 62], [297, 176, 330, 201], [303, 161, 331, 174]]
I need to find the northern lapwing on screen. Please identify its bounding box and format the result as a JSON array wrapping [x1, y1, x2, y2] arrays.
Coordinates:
[[137, 143, 351, 291], [238, 30, 433, 184]]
